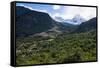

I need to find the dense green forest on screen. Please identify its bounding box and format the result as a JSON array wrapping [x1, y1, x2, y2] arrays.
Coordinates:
[[16, 29, 97, 65]]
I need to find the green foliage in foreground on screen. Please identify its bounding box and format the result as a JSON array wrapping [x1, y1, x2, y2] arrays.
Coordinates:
[[16, 30, 97, 65]]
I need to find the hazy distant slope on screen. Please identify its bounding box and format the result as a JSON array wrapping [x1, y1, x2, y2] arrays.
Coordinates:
[[75, 17, 97, 32]]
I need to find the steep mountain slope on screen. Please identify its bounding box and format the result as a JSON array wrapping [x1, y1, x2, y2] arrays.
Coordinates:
[[16, 6, 31, 17], [75, 17, 97, 32], [16, 6, 68, 37]]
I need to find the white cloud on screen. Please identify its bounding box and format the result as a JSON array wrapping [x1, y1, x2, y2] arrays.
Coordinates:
[[52, 13, 60, 18], [50, 6, 96, 23], [51, 13, 62, 21], [53, 5, 61, 10], [62, 6, 96, 20], [35, 9, 47, 13]]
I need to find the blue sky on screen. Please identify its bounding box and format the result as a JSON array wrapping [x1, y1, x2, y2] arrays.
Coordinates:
[[16, 3, 96, 22]]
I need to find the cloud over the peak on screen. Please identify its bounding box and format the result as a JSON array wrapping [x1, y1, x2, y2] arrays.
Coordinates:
[[62, 6, 96, 20], [53, 5, 61, 10]]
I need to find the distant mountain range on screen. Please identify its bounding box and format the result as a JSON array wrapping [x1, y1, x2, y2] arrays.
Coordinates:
[[55, 15, 86, 25], [16, 6, 97, 38]]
